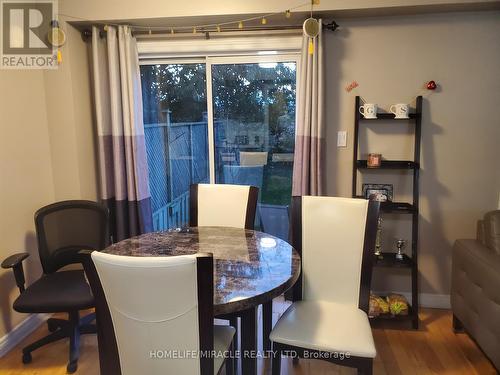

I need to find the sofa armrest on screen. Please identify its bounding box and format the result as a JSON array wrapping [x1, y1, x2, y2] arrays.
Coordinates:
[[477, 220, 485, 244], [452, 239, 500, 313], [451, 239, 500, 369], [484, 210, 500, 254], [453, 240, 500, 279]]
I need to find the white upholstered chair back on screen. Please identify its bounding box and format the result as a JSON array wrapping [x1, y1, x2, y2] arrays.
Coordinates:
[[301, 196, 370, 306], [91, 252, 202, 375], [193, 183, 254, 229]]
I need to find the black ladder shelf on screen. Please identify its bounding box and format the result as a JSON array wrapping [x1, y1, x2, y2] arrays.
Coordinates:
[[352, 95, 422, 329]]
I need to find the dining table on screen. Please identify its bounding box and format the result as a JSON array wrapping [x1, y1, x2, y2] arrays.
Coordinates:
[[100, 226, 301, 375]]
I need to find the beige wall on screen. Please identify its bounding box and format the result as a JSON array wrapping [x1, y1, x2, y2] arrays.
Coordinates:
[[0, 71, 54, 336], [323, 11, 500, 295], [58, 0, 499, 22], [0, 22, 97, 339], [44, 20, 98, 201]]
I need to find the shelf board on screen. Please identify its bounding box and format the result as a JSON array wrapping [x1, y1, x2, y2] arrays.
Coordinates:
[[359, 113, 419, 120], [369, 298, 414, 321], [356, 160, 419, 170], [370, 306, 414, 321], [373, 252, 413, 268], [353, 198, 415, 214], [380, 202, 415, 213]]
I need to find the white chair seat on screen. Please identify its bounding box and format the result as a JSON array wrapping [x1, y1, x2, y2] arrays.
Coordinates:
[[214, 325, 236, 372], [270, 301, 376, 358]]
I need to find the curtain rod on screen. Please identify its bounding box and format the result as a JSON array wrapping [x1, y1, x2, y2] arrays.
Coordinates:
[[81, 21, 339, 42]]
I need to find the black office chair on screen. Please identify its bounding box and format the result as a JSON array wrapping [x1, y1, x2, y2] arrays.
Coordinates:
[[1, 200, 109, 373]]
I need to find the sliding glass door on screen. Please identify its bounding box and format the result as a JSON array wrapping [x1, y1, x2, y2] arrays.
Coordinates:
[[140, 62, 209, 230], [140, 55, 298, 239], [210, 59, 296, 238]]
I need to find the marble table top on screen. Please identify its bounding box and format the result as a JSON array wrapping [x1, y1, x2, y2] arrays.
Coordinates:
[[103, 227, 301, 315]]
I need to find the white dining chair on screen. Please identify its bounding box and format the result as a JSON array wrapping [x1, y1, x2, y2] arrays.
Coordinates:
[[189, 183, 258, 229], [270, 196, 380, 375], [90, 251, 234, 375], [189, 183, 276, 353]]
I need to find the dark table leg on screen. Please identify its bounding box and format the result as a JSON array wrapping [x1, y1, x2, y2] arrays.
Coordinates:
[[263, 301, 273, 352], [229, 316, 239, 351], [240, 307, 257, 375]]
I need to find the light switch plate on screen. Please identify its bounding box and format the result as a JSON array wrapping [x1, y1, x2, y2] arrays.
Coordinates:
[[337, 131, 347, 147]]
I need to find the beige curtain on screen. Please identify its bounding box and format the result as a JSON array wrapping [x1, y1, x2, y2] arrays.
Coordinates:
[[292, 20, 325, 196], [91, 25, 152, 241]]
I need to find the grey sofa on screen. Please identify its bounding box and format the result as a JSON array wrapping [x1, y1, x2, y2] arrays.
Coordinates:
[[451, 210, 500, 371]]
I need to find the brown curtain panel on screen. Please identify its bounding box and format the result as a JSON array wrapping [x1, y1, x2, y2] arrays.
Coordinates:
[[91, 25, 152, 241], [292, 21, 325, 196]]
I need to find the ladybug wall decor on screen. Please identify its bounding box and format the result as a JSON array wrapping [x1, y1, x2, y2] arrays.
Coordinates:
[[426, 80, 437, 90]]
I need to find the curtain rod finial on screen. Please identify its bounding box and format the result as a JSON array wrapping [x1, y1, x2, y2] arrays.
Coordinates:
[[323, 20, 339, 32], [81, 29, 92, 42]]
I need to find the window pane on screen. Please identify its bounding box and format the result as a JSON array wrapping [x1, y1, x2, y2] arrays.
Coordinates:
[[140, 63, 208, 230], [212, 62, 296, 240]]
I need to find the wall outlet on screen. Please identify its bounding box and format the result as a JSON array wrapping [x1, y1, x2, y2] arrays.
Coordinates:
[[337, 131, 347, 147]]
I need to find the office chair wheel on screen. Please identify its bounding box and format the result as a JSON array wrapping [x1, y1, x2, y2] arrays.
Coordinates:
[[22, 352, 32, 364], [67, 361, 78, 373]]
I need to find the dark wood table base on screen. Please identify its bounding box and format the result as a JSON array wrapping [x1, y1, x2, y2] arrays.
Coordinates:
[[240, 307, 257, 375], [97, 227, 301, 375]]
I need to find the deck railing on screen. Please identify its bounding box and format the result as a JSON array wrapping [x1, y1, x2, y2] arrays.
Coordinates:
[[152, 190, 190, 231]]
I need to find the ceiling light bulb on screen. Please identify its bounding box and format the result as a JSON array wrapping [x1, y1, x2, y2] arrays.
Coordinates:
[[238, 21, 243, 29], [261, 17, 267, 25], [285, 10, 291, 18], [216, 25, 221, 32]]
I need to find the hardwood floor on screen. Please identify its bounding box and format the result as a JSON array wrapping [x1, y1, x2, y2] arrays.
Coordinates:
[[0, 307, 496, 375]]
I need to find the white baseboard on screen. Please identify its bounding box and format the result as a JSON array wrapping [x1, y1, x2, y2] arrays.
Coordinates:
[[0, 314, 51, 358], [374, 291, 450, 309]]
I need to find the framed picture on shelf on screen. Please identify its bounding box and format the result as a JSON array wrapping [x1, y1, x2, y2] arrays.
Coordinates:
[[362, 183, 393, 202]]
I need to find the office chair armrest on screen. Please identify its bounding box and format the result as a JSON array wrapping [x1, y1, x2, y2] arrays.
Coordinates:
[[2, 252, 30, 268], [1, 252, 30, 294]]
